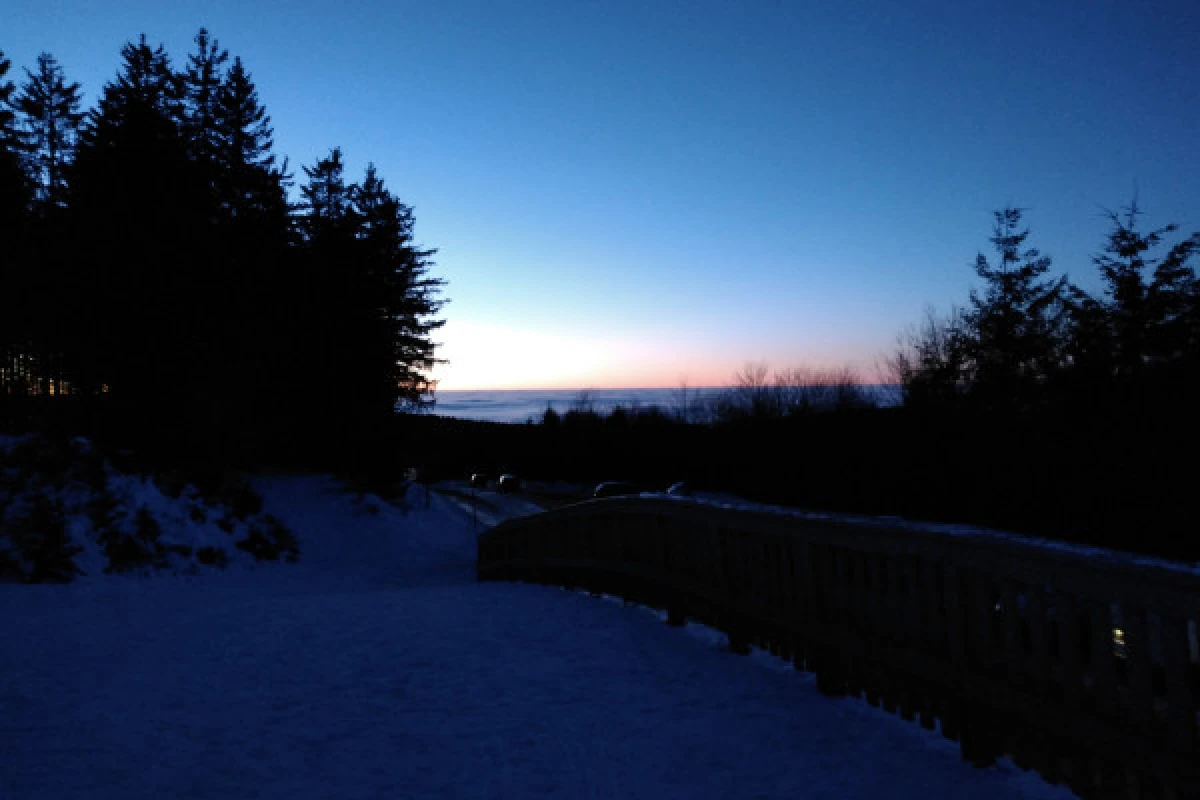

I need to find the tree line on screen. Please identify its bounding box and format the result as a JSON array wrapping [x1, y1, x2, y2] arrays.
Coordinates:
[[0, 31, 445, 459], [890, 205, 1199, 415], [530, 199, 1199, 432], [491, 204, 1200, 560]]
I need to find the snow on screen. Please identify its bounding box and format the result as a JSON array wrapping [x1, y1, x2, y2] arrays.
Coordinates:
[[637, 491, 1200, 576], [0, 475, 1074, 799], [0, 436, 294, 580], [434, 480, 548, 528]]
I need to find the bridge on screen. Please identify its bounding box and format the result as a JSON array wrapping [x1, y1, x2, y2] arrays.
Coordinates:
[[479, 497, 1200, 800]]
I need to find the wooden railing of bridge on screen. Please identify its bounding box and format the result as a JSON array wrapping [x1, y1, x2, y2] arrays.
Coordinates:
[[477, 497, 1200, 800]]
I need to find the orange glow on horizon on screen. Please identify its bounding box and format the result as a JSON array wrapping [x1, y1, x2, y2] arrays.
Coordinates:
[[431, 320, 738, 391], [431, 320, 881, 392]]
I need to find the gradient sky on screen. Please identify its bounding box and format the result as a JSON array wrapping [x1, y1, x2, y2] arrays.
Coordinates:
[[6, 0, 1199, 389]]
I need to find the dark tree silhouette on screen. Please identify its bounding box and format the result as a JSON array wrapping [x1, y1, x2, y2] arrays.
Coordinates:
[[0, 49, 33, 397], [3, 32, 447, 463], [962, 207, 1066, 409], [301, 147, 354, 235], [214, 56, 287, 221], [1065, 201, 1200, 407], [14, 52, 82, 210], [0, 50, 15, 137], [888, 307, 971, 410], [68, 35, 207, 416], [354, 164, 445, 409], [294, 150, 444, 436], [87, 35, 182, 126], [181, 28, 228, 166], [0, 49, 29, 227]]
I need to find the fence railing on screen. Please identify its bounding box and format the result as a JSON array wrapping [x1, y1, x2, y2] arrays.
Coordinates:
[[476, 497, 1200, 800]]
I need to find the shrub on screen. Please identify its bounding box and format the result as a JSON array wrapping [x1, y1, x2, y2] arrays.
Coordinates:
[[0, 548, 21, 581], [135, 507, 162, 544], [222, 478, 263, 520], [236, 514, 298, 562], [195, 546, 228, 568], [100, 530, 152, 572], [158, 470, 188, 499], [7, 437, 74, 480], [87, 489, 119, 534], [101, 508, 164, 573], [10, 492, 82, 582]]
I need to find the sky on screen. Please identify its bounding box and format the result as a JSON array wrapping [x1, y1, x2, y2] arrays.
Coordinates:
[[4, 0, 1199, 389]]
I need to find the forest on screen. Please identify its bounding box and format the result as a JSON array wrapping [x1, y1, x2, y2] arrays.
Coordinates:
[[0, 31, 445, 466]]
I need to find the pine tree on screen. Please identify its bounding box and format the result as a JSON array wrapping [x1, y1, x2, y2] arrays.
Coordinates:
[[14, 52, 83, 208], [354, 164, 445, 409], [1146, 231, 1200, 367], [84, 35, 181, 144], [181, 28, 228, 165], [214, 56, 286, 220], [300, 147, 353, 235], [0, 49, 30, 221], [216, 57, 272, 170], [962, 207, 1066, 409], [1081, 200, 1199, 379], [0, 49, 31, 398], [68, 35, 205, 414], [0, 49, 17, 145]]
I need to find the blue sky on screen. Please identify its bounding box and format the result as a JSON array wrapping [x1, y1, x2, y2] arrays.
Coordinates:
[[6, 0, 1199, 388]]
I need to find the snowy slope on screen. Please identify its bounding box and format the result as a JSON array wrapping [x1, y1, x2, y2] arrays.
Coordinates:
[[0, 475, 1074, 799], [0, 436, 296, 581]]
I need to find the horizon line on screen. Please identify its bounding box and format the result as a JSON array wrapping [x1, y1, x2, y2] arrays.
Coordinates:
[[434, 383, 899, 392]]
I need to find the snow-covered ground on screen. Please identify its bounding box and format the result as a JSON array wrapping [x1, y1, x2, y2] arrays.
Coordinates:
[[0, 475, 1074, 799], [434, 479, 549, 528], [0, 435, 296, 581]]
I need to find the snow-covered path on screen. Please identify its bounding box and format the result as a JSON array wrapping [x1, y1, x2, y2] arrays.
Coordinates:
[[0, 477, 1073, 799]]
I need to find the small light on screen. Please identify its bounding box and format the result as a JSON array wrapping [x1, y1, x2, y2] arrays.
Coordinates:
[[1112, 627, 1127, 658]]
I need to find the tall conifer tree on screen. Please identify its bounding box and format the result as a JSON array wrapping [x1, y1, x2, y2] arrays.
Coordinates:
[[181, 28, 228, 165], [301, 147, 353, 236], [354, 164, 444, 409], [963, 207, 1066, 409], [1083, 202, 1198, 374], [0, 49, 29, 220], [214, 56, 286, 220], [15, 53, 82, 208]]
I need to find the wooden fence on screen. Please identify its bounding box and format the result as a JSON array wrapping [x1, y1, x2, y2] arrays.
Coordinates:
[[476, 497, 1200, 800]]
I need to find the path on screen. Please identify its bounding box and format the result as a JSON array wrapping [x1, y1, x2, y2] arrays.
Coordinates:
[[0, 476, 1073, 799]]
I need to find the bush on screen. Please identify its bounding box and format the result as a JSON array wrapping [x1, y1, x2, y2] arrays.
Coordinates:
[[6, 491, 81, 582], [222, 478, 263, 520], [87, 488, 119, 534], [188, 471, 262, 519], [135, 507, 162, 545], [6, 437, 75, 481], [236, 514, 298, 562], [158, 470, 188, 499], [101, 507, 164, 573], [0, 548, 21, 581], [100, 529, 155, 573], [196, 546, 228, 568]]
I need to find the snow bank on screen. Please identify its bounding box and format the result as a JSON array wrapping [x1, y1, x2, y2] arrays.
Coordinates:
[[0, 435, 297, 581], [640, 490, 1200, 575]]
